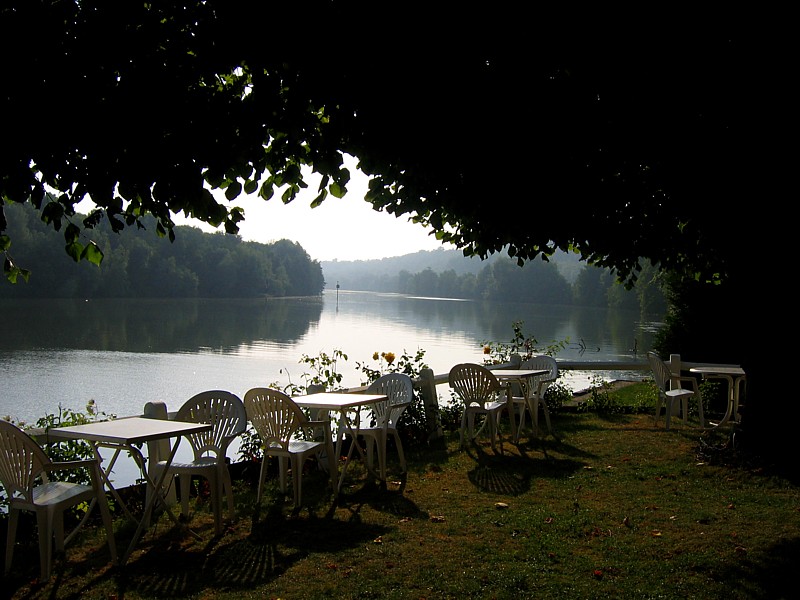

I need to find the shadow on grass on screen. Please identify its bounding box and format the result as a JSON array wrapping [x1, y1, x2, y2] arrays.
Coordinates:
[[459, 440, 588, 496], [717, 536, 800, 599], [111, 494, 397, 597]]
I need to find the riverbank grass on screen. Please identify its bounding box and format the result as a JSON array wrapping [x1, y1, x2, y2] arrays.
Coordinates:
[[4, 383, 798, 599]]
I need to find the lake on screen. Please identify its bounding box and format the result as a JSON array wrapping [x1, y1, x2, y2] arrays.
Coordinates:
[[0, 290, 660, 425]]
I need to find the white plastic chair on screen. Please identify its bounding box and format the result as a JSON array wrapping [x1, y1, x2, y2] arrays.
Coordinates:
[[647, 352, 704, 430], [0, 419, 117, 580], [509, 355, 557, 439], [150, 390, 247, 535], [243, 388, 335, 507], [449, 363, 507, 451], [347, 373, 413, 481]]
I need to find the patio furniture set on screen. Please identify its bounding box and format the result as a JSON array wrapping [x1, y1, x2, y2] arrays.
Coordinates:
[[1, 353, 744, 579]]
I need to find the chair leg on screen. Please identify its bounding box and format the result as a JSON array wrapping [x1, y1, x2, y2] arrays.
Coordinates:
[[376, 433, 388, 481], [52, 510, 65, 555], [365, 436, 376, 473], [180, 474, 192, 518], [392, 430, 407, 474], [96, 491, 117, 563], [697, 394, 705, 428], [654, 397, 664, 427], [37, 510, 52, 580], [223, 466, 236, 521], [209, 472, 222, 535], [665, 399, 673, 430], [278, 456, 288, 495], [5, 508, 19, 576], [292, 456, 303, 506], [256, 456, 270, 504], [539, 398, 553, 435]]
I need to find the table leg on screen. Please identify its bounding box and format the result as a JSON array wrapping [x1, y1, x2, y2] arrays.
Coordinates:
[[337, 408, 382, 490], [92, 445, 139, 524], [706, 374, 735, 427], [505, 383, 518, 442], [120, 437, 197, 564]]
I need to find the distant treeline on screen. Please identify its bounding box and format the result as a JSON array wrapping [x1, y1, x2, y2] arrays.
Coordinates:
[[324, 251, 667, 314], [1, 202, 324, 298]]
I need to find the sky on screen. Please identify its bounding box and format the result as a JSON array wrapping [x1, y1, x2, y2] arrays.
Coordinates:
[[174, 155, 446, 262]]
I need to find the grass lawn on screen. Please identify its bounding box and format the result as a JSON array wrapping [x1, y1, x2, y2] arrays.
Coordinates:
[[3, 383, 798, 599]]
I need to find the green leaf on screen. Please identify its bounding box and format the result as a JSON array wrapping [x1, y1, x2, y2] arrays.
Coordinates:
[[243, 179, 258, 195], [258, 181, 275, 201], [81, 242, 104, 266], [225, 180, 242, 201], [310, 189, 327, 208], [0, 234, 10, 252], [109, 215, 125, 233], [65, 241, 83, 262], [41, 202, 65, 227], [64, 223, 81, 244], [330, 182, 346, 198]]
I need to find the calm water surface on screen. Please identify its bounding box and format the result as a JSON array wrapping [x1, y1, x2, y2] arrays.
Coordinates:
[[1, 291, 659, 487], [1, 291, 659, 424]]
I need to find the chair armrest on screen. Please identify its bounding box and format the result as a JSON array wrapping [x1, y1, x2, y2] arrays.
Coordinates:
[[44, 459, 98, 472], [673, 376, 700, 393]]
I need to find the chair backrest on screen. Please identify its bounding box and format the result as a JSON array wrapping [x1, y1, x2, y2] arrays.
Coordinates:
[[176, 390, 247, 460], [366, 373, 414, 427], [243, 387, 307, 452], [448, 363, 502, 408], [647, 352, 672, 391], [0, 419, 52, 504], [521, 355, 559, 396]]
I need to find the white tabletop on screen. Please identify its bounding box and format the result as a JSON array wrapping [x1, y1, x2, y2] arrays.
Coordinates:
[[492, 369, 549, 378], [45, 416, 211, 445], [689, 366, 746, 377], [293, 392, 387, 411]]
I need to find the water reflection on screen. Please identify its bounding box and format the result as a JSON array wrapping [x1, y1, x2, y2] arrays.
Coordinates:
[[0, 291, 660, 426], [0, 297, 323, 353]]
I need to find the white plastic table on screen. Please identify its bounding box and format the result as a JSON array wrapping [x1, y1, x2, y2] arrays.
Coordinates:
[[689, 366, 747, 427], [46, 416, 211, 564], [293, 392, 387, 490]]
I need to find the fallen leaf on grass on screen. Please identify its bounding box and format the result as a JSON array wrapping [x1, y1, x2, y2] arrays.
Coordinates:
[[495, 502, 509, 509], [651, 531, 663, 537], [430, 515, 446, 523]]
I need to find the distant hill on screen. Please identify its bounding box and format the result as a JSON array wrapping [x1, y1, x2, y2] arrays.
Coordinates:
[[321, 248, 584, 290]]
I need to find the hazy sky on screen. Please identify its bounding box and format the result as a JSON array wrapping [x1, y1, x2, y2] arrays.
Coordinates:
[[177, 155, 445, 262]]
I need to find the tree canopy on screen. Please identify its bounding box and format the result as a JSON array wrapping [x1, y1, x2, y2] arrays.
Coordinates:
[[0, 3, 785, 458], [1, 3, 768, 287]]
